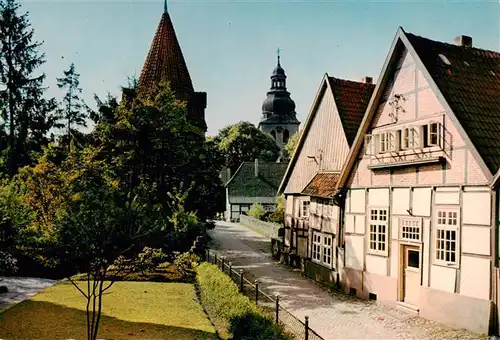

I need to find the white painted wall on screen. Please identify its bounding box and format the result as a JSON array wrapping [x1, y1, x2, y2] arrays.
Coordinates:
[[345, 235, 364, 270], [412, 188, 432, 216], [368, 188, 389, 206], [430, 265, 456, 293], [463, 191, 491, 226], [393, 188, 410, 215], [460, 256, 490, 300], [350, 189, 366, 213]]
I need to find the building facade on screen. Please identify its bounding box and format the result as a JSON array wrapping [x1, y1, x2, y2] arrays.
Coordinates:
[[225, 159, 287, 221], [259, 53, 301, 151], [334, 28, 500, 334], [277, 74, 374, 265]]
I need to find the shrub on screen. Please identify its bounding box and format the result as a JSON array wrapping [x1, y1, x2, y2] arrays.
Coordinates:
[[267, 195, 284, 224], [247, 203, 266, 220], [135, 247, 168, 274], [0, 251, 18, 276], [196, 262, 290, 340], [174, 251, 200, 279]]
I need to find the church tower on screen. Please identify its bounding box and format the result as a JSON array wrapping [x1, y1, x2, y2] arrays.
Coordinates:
[[259, 50, 300, 150], [127, 0, 207, 131]]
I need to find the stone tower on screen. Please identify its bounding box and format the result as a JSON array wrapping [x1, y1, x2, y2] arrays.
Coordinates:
[[258, 50, 300, 150], [124, 0, 207, 132]]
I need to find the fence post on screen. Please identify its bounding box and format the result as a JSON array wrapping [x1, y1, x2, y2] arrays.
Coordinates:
[[206, 249, 210, 262], [229, 262, 232, 278], [305, 316, 309, 340], [221, 256, 225, 272], [275, 294, 279, 324], [255, 280, 259, 305], [239, 269, 244, 292], [214, 253, 218, 266]]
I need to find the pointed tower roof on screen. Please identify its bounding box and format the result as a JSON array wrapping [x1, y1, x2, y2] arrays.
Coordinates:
[[138, 6, 194, 99]]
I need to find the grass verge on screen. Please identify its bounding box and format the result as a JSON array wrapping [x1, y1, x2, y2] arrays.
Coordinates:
[[196, 262, 291, 340], [0, 280, 217, 340]]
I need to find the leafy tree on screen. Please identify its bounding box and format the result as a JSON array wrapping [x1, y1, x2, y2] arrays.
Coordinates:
[[214, 121, 280, 174], [283, 130, 301, 161], [52, 146, 158, 340], [0, 0, 58, 174], [56, 63, 88, 143], [87, 92, 118, 126], [247, 203, 266, 220], [268, 194, 285, 223], [92, 81, 224, 221]]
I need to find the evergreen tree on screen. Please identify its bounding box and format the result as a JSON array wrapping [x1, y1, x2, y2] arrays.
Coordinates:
[[56, 63, 87, 142], [0, 0, 58, 174]]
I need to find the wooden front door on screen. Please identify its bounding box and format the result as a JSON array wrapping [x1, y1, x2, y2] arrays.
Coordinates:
[[403, 245, 420, 306]]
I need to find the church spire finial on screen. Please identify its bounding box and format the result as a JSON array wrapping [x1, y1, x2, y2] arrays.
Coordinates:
[[276, 47, 281, 66], [164, 0, 168, 13]]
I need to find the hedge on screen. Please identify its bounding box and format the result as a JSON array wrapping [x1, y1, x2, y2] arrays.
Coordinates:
[[196, 262, 291, 340]]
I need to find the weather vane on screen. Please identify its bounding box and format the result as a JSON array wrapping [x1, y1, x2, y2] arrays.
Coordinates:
[[277, 47, 281, 64]]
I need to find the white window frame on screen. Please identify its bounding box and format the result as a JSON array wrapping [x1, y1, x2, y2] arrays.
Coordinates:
[[399, 217, 422, 242], [367, 207, 390, 256], [434, 207, 460, 267], [301, 201, 310, 218], [311, 231, 333, 267], [424, 122, 442, 148], [401, 127, 422, 150], [322, 234, 333, 266], [312, 233, 322, 262], [377, 131, 400, 154]]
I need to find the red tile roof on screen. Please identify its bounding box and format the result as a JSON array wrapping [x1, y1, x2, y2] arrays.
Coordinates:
[[327, 77, 375, 146], [406, 33, 500, 173], [301, 172, 340, 198], [138, 13, 194, 100]]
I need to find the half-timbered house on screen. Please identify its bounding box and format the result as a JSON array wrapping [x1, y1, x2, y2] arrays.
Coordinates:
[[277, 74, 374, 267], [335, 27, 500, 334]]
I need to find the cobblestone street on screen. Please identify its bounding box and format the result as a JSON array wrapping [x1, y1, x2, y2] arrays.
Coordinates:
[[209, 221, 485, 340]]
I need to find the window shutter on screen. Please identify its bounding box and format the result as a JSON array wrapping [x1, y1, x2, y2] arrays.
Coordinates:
[[418, 125, 425, 148], [373, 134, 380, 154], [364, 135, 373, 155], [393, 130, 401, 151]]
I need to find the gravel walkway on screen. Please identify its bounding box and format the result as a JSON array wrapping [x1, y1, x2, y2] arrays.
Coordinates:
[[208, 221, 484, 340], [0, 276, 56, 313]]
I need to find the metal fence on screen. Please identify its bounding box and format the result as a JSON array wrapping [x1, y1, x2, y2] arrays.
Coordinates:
[[205, 249, 325, 340]]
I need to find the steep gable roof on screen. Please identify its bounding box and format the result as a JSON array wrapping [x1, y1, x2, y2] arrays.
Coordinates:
[[227, 162, 288, 200], [406, 33, 500, 173], [278, 74, 375, 194], [138, 11, 194, 99], [301, 172, 340, 198], [327, 77, 375, 145], [337, 27, 499, 190]]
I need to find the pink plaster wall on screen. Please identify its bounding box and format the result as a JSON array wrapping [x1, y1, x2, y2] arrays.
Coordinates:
[[345, 46, 489, 188]]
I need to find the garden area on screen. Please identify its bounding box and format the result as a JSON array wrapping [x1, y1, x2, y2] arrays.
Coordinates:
[[0, 281, 217, 340], [0, 250, 291, 340]]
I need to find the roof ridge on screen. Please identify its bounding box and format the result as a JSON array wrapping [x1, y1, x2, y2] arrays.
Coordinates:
[[328, 76, 376, 87], [405, 32, 500, 56]]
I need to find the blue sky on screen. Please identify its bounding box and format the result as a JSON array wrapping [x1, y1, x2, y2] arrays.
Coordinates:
[[21, 0, 499, 136]]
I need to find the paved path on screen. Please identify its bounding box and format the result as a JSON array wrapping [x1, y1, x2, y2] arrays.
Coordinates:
[[0, 277, 56, 313], [208, 221, 484, 340]]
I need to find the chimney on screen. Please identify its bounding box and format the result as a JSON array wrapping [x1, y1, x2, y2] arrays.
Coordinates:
[[454, 35, 472, 48], [361, 76, 373, 84], [254, 158, 259, 177]]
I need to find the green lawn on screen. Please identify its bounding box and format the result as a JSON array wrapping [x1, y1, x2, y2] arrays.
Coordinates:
[[0, 281, 217, 340]]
